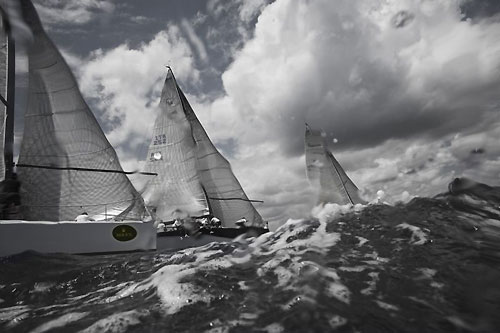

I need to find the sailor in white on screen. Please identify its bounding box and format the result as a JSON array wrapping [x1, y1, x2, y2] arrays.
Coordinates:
[[173, 218, 183, 228], [210, 216, 221, 228], [75, 212, 95, 223], [198, 217, 209, 229], [235, 217, 247, 228]]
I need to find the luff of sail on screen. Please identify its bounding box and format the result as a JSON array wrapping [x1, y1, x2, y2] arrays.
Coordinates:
[[178, 88, 264, 228], [143, 69, 209, 221], [305, 125, 365, 205], [17, 0, 146, 221]]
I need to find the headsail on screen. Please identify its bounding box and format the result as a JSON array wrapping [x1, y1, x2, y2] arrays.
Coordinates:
[[178, 88, 264, 228], [144, 68, 264, 227], [17, 0, 146, 221], [143, 69, 209, 221], [305, 124, 365, 205]]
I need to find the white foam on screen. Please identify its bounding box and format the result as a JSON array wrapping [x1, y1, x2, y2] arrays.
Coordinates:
[[0, 305, 30, 328], [375, 300, 399, 311], [263, 323, 285, 333], [79, 310, 144, 333], [416, 268, 437, 279], [356, 236, 369, 246], [339, 266, 367, 272], [329, 315, 348, 329], [326, 282, 350, 304], [31, 282, 55, 294], [311, 203, 364, 223], [361, 272, 379, 295], [29, 312, 88, 333], [396, 223, 428, 245]]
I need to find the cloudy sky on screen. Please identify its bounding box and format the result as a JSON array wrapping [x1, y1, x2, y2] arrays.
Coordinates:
[[13, 0, 500, 225]]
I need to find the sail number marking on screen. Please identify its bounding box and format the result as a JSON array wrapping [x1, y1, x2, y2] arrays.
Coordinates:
[[153, 134, 167, 145]]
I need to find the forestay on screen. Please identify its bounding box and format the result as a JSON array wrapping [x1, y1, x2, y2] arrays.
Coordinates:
[[143, 69, 209, 221], [17, 0, 146, 221], [305, 125, 365, 205]]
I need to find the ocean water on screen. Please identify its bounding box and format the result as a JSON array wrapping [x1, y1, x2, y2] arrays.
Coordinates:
[[1, 180, 500, 332]]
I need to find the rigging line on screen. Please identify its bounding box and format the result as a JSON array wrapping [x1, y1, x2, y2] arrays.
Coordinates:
[[16, 163, 158, 176], [0, 93, 7, 106], [208, 197, 264, 203], [23, 197, 139, 208]]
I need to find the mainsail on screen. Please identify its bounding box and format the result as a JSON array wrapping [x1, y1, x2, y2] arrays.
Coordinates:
[[305, 124, 365, 205], [16, 0, 146, 221], [144, 68, 264, 227]]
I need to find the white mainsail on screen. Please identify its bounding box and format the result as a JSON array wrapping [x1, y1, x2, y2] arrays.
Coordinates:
[[16, 0, 146, 221], [143, 69, 209, 221], [305, 124, 365, 205], [145, 68, 264, 227]]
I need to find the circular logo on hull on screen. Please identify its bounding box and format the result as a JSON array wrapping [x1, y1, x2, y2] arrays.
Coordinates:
[[112, 225, 137, 242]]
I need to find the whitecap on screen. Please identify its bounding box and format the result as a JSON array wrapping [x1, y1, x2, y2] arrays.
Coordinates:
[[396, 223, 428, 245], [79, 310, 144, 333], [29, 312, 88, 333]]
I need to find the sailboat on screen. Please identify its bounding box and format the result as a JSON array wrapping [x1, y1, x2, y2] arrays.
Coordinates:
[[144, 68, 268, 250], [305, 124, 365, 205], [0, 0, 156, 257]]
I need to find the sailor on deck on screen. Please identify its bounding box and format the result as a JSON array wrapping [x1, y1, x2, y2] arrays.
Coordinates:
[[75, 212, 95, 223], [173, 218, 183, 228], [210, 216, 221, 228], [235, 217, 247, 228], [198, 217, 209, 229]]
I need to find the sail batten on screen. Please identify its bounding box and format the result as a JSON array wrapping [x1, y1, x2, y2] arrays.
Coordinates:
[[16, 0, 146, 221], [305, 126, 365, 206]]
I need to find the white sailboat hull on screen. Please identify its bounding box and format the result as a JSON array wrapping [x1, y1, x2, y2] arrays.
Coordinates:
[[0, 221, 156, 257]]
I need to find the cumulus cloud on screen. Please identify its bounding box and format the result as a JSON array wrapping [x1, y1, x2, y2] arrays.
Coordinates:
[[33, 0, 114, 27], [180, 18, 208, 63], [196, 0, 500, 220], [71, 0, 500, 224], [78, 24, 199, 156]]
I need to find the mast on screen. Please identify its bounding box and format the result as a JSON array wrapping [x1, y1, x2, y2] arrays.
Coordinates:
[[0, 10, 14, 180], [4, 32, 13, 179]]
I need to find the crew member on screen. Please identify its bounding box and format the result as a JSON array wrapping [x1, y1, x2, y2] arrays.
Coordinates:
[[210, 216, 221, 228], [235, 217, 247, 228], [75, 212, 95, 222]]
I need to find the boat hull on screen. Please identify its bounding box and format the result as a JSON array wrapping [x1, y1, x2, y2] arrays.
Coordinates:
[[0, 221, 156, 257], [157, 227, 268, 251]]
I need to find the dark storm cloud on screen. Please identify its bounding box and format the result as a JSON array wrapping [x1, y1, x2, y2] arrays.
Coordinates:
[[219, 0, 500, 165], [460, 0, 500, 20]]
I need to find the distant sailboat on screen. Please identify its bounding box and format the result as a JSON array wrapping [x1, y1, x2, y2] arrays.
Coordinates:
[[144, 68, 267, 249], [0, 0, 156, 257], [305, 124, 365, 205]]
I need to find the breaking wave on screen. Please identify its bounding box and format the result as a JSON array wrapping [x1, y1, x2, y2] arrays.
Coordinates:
[[1, 178, 500, 332]]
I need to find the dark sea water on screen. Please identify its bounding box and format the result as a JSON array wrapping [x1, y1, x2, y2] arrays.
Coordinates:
[[1, 179, 500, 333]]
